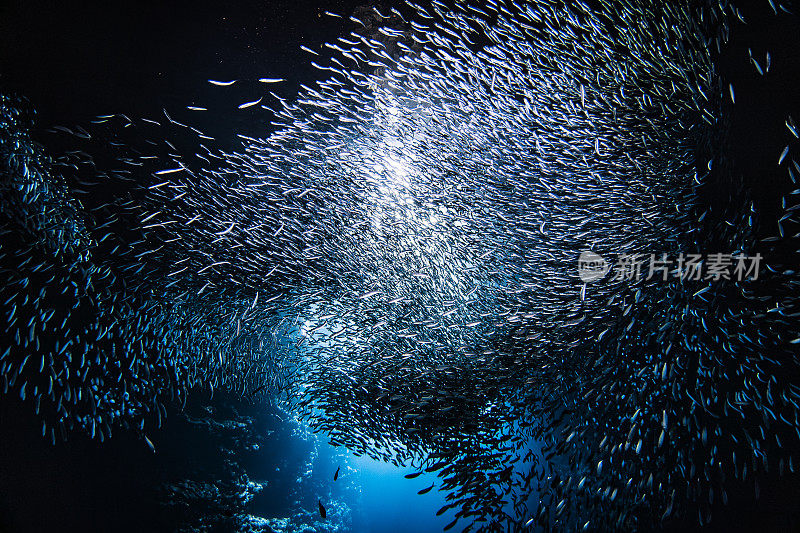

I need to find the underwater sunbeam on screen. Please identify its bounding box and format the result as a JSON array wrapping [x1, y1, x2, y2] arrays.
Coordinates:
[[1, 0, 800, 531]]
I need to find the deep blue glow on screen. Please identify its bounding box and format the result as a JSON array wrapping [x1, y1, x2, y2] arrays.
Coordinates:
[[348, 451, 459, 533]]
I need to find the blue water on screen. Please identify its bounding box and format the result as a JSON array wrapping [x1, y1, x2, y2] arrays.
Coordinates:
[[244, 409, 462, 532], [348, 453, 458, 533]]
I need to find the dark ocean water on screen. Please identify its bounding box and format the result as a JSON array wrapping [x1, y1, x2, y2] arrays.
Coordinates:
[[2, 1, 800, 532], [2, 389, 799, 532], [0, 390, 460, 533]]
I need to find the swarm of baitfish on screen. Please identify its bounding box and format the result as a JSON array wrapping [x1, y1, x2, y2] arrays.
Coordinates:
[[2, 0, 800, 530]]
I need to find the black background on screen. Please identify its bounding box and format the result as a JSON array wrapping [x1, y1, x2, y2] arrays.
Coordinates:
[[1, 0, 800, 532]]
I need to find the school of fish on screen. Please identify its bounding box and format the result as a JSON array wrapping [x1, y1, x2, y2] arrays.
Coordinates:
[[2, 0, 800, 530]]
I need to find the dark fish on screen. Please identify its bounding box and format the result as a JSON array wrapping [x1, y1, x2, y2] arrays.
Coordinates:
[[418, 483, 435, 495], [1, 0, 798, 531]]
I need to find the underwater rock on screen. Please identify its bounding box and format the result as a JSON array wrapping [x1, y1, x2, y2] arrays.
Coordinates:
[[2, 0, 800, 530]]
